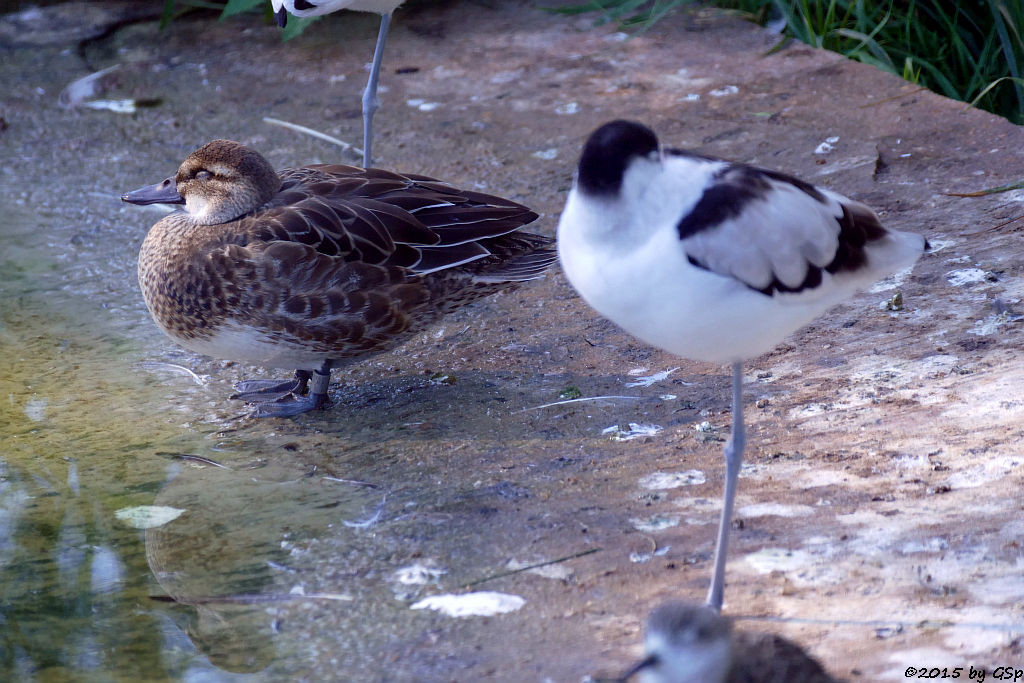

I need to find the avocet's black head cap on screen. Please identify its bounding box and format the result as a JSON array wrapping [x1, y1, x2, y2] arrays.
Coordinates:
[[576, 120, 659, 197]]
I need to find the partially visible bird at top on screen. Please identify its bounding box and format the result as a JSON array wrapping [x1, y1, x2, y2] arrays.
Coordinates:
[[618, 601, 842, 683], [557, 120, 927, 611], [270, 0, 406, 168], [122, 138, 554, 417]]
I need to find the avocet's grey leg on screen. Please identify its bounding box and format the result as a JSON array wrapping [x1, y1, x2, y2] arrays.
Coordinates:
[[361, 12, 392, 168], [706, 361, 745, 612], [232, 370, 311, 402]]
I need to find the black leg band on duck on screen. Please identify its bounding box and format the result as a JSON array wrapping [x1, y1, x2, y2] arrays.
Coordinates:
[[310, 368, 330, 393], [309, 367, 331, 409]]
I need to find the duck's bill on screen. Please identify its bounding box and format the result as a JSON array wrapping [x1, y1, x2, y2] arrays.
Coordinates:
[[121, 177, 184, 205]]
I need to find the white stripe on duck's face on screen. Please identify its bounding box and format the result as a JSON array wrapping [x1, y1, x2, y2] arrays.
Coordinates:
[[182, 192, 214, 223]]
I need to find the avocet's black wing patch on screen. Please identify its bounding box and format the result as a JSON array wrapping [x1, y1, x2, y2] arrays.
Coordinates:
[[672, 155, 827, 240], [675, 159, 886, 296]]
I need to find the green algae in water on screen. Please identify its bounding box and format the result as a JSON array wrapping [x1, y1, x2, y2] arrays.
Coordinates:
[[0, 201, 356, 679]]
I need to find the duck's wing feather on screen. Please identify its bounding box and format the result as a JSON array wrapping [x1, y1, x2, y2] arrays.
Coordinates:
[[206, 237, 554, 353], [210, 241, 432, 350], [668, 152, 891, 296], [200, 167, 551, 348], [247, 165, 540, 274]]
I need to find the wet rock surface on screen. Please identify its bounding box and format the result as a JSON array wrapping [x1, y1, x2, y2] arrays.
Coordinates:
[[1, 1, 1023, 680]]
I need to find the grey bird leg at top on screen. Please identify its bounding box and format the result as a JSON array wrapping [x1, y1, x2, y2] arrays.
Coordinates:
[[361, 12, 392, 167]]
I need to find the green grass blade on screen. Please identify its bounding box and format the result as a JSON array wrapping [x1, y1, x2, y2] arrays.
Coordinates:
[[852, 52, 898, 77], [160, 0, 176, 29], [832, 28, 895, 70], [281, 15, 316, 41], [968, 76, 1024, 110], [220, 0, 264, 19], [544, 1, 621, 16], [987, 0, 1024, 115]]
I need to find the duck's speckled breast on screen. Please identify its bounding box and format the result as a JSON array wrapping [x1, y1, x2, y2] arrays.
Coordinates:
[[137, 212, 244, 345]]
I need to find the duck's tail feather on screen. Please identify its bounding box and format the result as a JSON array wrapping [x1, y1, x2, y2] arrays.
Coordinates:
[[472, 249, 558, 283], [471, 232, 557, 282]]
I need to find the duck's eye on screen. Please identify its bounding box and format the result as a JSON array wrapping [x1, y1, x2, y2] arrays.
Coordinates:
[[195, 170, 212, 180]]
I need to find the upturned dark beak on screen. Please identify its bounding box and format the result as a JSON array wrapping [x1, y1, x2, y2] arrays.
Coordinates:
[[121, 177, 184, 205], [275, 6, 288, 28], [617, 653, 659, 681]]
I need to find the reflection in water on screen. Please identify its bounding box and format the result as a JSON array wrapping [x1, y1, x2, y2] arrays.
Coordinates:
[[0, 457, 166, 679], [145, 465, 279, 674], [0, 134, 412, 677], [144, 463, 381, 673], [0, 198, 378, 678], [0, 203, 190, 678]]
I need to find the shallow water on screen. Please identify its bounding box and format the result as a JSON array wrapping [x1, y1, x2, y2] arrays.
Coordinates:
[[0, 181, 395, 678], [0, 202, 242, 677]]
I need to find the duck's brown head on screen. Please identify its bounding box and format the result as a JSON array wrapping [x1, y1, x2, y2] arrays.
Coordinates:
[[122, 140, 281, 225]]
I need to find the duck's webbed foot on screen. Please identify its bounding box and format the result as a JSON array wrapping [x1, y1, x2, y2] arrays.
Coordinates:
[[242, 366, 332, 418], [231, 370, 311, 402]]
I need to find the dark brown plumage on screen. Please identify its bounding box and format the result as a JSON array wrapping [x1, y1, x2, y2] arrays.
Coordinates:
[[620, 602, 842, 683], [727, 629, 840, 683], [124, 139, 554, 416]]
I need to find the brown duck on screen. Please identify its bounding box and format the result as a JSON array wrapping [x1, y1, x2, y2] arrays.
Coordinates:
[[123, 140, 554, 417]]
